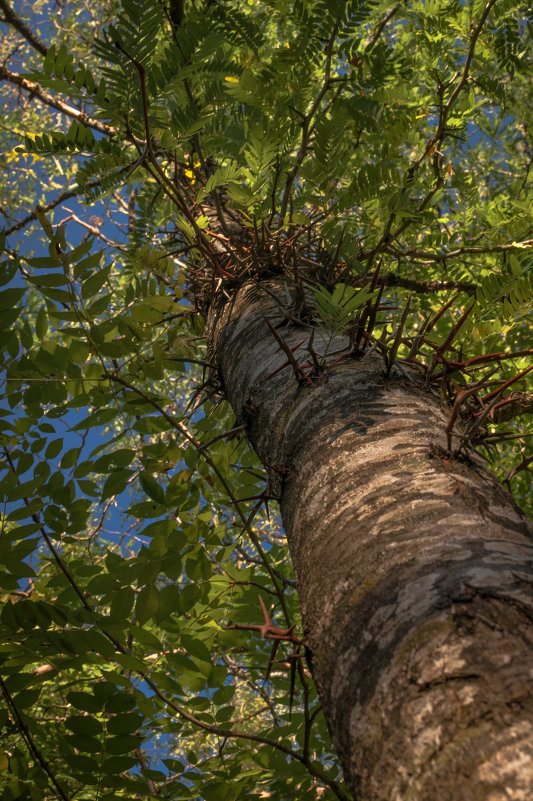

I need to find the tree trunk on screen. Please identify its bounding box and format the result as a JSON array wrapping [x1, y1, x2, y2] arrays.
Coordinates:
[[207, 278, 533, 801]]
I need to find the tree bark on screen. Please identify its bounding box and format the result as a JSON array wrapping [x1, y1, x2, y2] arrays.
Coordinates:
[[207, 277, 533, 801]]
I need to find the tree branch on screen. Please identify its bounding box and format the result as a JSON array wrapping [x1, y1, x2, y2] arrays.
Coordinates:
[[375, 272, 477, 295], [0, 0, 48, 56], [0, 676, 70, 801], [382, 239, 533, 261], [0, 63, 116, 136], [491, 392, 533, 424], [4, 179, 104, 237], [1, 446, 347, 801], [366, 3, 400, 49], [168, 0, 184, 28], [365, 0, 500, 263], [106, 373, 292, 625], [412, 0, 500, 171], [61, 207, 128, 250], [278, 21, 339, 225], [442, 0, 499, 120]]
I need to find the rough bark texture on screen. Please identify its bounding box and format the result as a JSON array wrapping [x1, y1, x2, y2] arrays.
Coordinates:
[[207, 278, 533, 801]]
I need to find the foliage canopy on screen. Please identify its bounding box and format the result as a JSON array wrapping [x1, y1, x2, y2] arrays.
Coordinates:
[[0, 0, 532, 798]]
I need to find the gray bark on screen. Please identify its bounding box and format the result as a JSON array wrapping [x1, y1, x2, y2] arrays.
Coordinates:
[[207, 278, 533, 801]]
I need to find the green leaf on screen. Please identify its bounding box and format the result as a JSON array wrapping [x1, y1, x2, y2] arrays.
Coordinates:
[[61, 447, 81, 469], [54, 44, 69, 78], [101, 468, 134, 501], [213, 685, 236, 705], [45, 438, 63, 459], [107, 712, 143, 735], [109, 587, 135, 621], [81, 264, 111, 299], [65, 715, 104, 736], [139, 472, 166, 505], [67, 754, 100, 773], [104, 734, 143, 754], [12, 689, 40, 709], [102, 755, 137, 774], [35, 306, 48, 339], [42, 45, 56, 76], [181, 634, 211, 664], [66, 692, 103, 713], [64, 734, 101, 753], [0, 288, 25, 310], [135, 585, 160, 624], [104, 693, 136, 714]]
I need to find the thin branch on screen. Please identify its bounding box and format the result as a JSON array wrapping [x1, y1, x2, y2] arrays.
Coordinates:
[[375, 272, 477, 295], [504, 452, 533, 484], [0, 0, 48, 56], [2, 449, 98, 618], [366, 3, 401, 49], [1, 451, 347, 801], [442, 0, 499, 118], [383, 240, 533, 261], [515, 123, 532, 198], [0, 676, 70, 801], [482, 431, 533, 443], [61, 207, 128, 250], [114, 42, 215, 252], [490, 392, 533, 424], [278, 21, 339, 225], [411, 0, 499, 173], [234, 545, 297, 588], [365, 0, 500, 262], [4, 179, 103, 236], [0, 64, 117, 136], [141, 677, 351, 801], [106, 373, 292, 625], [263, 316, 314, 385], [197, 424, 246, 451]]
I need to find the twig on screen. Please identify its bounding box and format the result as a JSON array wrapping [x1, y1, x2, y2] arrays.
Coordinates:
[[106, 373, 292, 624], [384, 240, 533, 262], [263, 317, 314, 385], [0, 64, 116, 136], [0, 676, 70, 800], [0, 0, 48, 56], [366, 4, 400, 49], [61, 207, 128, 250], [278, 21, 339, 225], [385, 294, 411, 375], [376, 272, 477, 295], [4, 179, 104, 236]]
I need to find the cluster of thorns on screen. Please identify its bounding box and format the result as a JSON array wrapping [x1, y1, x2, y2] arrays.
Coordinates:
[[185, 212, 533, 487]]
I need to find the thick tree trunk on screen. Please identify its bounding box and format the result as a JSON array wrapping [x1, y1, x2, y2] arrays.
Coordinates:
[[207, 278, 533, 801]]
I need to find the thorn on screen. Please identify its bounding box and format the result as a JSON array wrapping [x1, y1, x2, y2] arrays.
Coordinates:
[[385, 294, 411, 375], [263, 316, 315, 386]]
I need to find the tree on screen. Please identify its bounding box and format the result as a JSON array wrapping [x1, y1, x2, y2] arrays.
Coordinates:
[[1, 0, 533, 799]]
